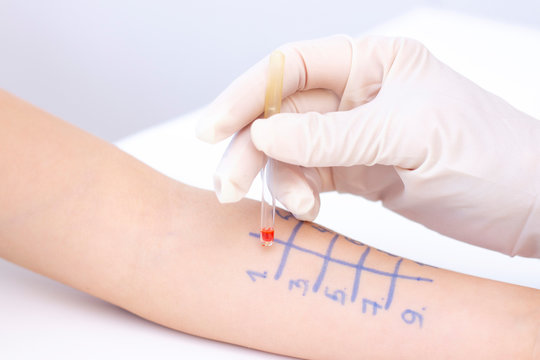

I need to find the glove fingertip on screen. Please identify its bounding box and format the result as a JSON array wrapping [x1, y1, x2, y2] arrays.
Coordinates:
[[294, 214, 316, 222], [292, 205, 319, 222], [279, 191, 319, 222], [213, 174, 246, 203], [196, 107, 235, 144], [195, 122, 217, 144]]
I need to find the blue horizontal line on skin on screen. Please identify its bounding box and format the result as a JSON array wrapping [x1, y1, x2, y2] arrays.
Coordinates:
[[248, 232, 433, 282]]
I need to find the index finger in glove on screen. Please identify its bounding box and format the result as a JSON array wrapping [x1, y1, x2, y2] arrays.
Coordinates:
[[213, 88, 340, 203], [196, 35, 354, 144]]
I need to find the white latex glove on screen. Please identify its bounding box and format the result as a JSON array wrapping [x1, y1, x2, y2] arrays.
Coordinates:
[[197, 35, 540, 258]]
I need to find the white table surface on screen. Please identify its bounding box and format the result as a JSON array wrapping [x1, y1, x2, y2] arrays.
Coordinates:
[[2, 8, 539, 359]]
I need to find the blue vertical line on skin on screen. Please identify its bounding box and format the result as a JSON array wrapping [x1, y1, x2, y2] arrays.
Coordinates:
[[351, 247, 371, 303], [312, 234, 339, 293], [274, 221, 304, 281], [385, 258, 403, 310]]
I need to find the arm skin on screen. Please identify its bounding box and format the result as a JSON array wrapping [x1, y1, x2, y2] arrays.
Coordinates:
[[0, 89, 539, 359]]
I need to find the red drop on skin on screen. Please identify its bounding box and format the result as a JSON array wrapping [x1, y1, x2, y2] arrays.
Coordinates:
[[260, 227, 274, 244]]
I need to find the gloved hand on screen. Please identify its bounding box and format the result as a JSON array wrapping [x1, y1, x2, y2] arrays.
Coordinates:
[[197, 35, 540, 258]]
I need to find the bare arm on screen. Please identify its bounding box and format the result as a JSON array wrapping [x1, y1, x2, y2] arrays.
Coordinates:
[[0, 90, 538, 359]]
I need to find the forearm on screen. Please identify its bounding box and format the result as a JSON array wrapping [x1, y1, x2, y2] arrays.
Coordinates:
[[0, 90, 538, 359], [0, 89, 178, 304], [131, 189, 539, 359]]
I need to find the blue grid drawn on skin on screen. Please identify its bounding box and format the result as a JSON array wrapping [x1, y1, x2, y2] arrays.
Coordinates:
[[249, 221, 433, 310]]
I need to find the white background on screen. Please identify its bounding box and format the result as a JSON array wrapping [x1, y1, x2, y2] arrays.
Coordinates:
[[1, 4, 540, 360], [1, 0, 539, 140]]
